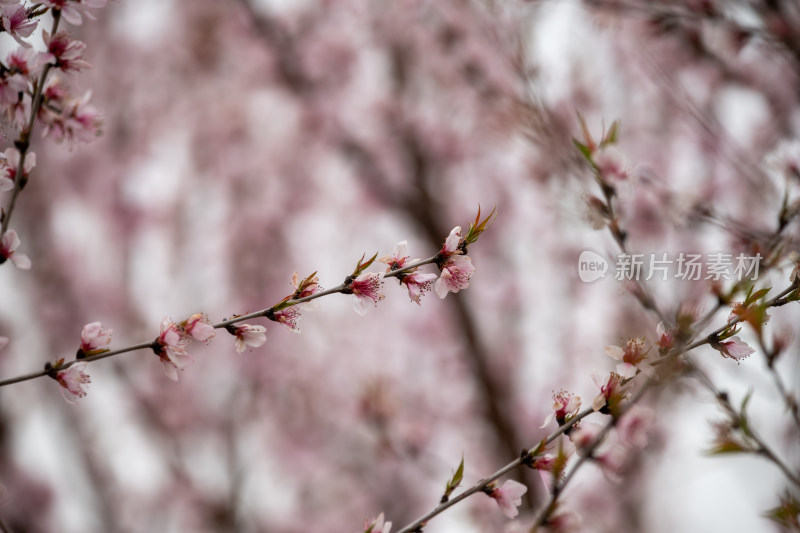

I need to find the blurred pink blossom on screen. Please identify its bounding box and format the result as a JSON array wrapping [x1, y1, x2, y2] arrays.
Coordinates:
[[182, 313, 215, 342], [44, 0, 108, 26], [0, 229, 31, 270], [488, 479, 528, 519], [55, 362, 91, 404]]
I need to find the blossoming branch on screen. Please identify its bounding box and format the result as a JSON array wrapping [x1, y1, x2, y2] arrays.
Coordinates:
[[0, 208, 496, 402]]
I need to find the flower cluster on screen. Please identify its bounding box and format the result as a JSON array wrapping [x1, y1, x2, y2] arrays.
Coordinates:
[[379, 240, 437, 305], [153, 314, 217, 380]]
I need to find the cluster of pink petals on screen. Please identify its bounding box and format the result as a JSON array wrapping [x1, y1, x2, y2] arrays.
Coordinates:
[[569, 421, 603, 455], [362, 512, 391, 533], [181, 313, 215, 342], [487, 479, 527, 519], [1, 3, 37, 46], [0, 147, 35, 192], [604, 338, 647, 378], [40, 90, 101, 144], [593, 145, 630, 180], [380, 241, 437, 305], [591, 372, 628, 412], [435, 227, 475, 299], [541, 389, 581, 428], [273, 307, 301, 333], [44, 0, 108, 26], [231, 324, 267, 352], [351, 272, 384, 315], [655, 321, 674, 353], [0, 229, 31, 270], [154, 318, 193, 381], [617, 405, 655, 449], [55, 362, 91, 404], [79, 321, 112, 355], [540, 509, 582, 533], [713, 335, 755, 363], [42, 31, 91, 73]]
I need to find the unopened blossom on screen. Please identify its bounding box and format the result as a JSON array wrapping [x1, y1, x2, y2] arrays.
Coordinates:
[[272, 307, 301, 333], [42, 31, 91, 73], [592, 372, 628, 414], [291, 272, 321, 310], [617, 405, 654, 449], [487, 479, 527, 519], [0, 229, 31, 270], [229, 324, 267, 352], [54, 362, 91, 404], [181, 313, 215, 342], [1, 4, 37, 46], [440, 226, 463, 256], [350, 272, 384, 315], [711, 335, 754, 363], [78, 322, 112, 356], [44, 0, 108, 26], [541, 390, 581, 428], [593, 145, 630, 180], [363, 512, 391, 533], [604, 338, 647, 378], [655, 321, 674, 353], [435, 255, 475, 299], [153, 318, 193, 381]]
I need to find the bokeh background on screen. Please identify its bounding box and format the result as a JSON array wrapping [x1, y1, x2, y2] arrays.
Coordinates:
[[0, 0, 798, 532]]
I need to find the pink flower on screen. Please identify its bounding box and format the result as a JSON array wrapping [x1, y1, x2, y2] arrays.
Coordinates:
[[617, 405, 654, 449], [44, 0, 108, 26], [363, 512, 391, 533], [1, 147, 36, 190], [42, 31, 91, 73], [712, 335, 755, 363], [181, 313, 215, 342], [568, 422, 603, 455], [229, 324, 267, 352], [593, 146, 630, 180], [379, 240, 412, 270], [541, 390, 581, 428], [40, 91, 101, 144], [401, 271, 437, 305], [604, 338, 647, 378], [0, 229, 31, 270], [655, 321, 674, 354], [435, 255, 475, 299], [380, 241, 437, 305], [350, 272, 384, 315], [272, 307, 301, 333], [152, 318, 193, 381], [487, 479, 528, 519], [78, 321, 112, 356], [540, 510, 582, 533], [440, 226, 463, 256], [55, 362, 91, 404], [592, 372, 629, 414], [1, 4, 37, 46]]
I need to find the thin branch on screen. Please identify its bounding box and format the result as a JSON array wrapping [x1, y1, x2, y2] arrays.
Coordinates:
[[0, 255, 444, 388]]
